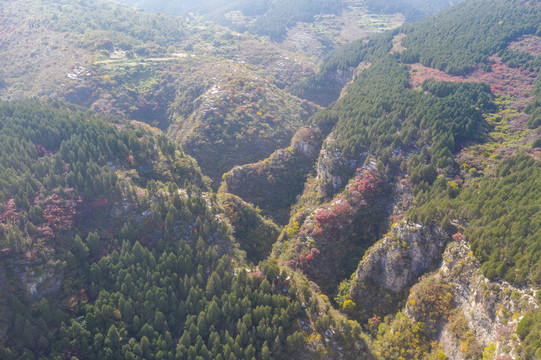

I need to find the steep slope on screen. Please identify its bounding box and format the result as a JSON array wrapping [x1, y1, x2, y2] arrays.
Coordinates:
[[2, 0, 541, 358], [220, 127, 324, 224], [0, 0, 329, 189], [0, 100, 230, 355], [166, 67, 320, 186], [278, 0, 541, 358], [278, 54, 497, 293], [0, 101, 377, 359], [340, 221, 449, 322], [218, 193, 281, 263], [276, 168, 392, 293]]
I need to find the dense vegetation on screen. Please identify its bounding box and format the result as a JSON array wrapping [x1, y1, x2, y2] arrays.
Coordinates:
[[412, 153, 541, 285], [220, 127, 323, 225], [0, 101, 368, 359], [0, 101, 235, 358], [312, 56, 494, 192], [113, 0, 342, 41], [40, 0, 187, 48], [364, 0, 423, 22], [517, 291, 541, 360], [526, 73, 541, 129], [365, 0, 460, 22], [0, 100, 203, 253], [295, 0, 541, 105], [399, 0, 541, 75], [1, 234, 307, 359], [219, 193, 281, 263], [244, 0, 342, 41], [51, 241, 305, 360]]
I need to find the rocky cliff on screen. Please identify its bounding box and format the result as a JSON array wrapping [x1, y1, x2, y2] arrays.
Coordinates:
[[352, 218, 539, 359], [345, 220, 449, 320], [346, 219, 539, 359], [434, 240, 539, 360]]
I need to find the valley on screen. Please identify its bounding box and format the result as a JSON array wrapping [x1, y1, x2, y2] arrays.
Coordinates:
[[0, 0, 540, 359]]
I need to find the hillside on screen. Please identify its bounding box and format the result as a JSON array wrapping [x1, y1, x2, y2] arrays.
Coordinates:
[[113, 0, 400, 42], [2, 0, 455, 188], [280, 0, 541, 358], [1, 0, 541, 359], [0, 101, 373, 359]]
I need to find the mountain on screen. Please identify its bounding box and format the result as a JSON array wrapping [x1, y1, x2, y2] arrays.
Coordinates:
[[1, 0, 409, 188], [364, 0, 462, 22], [280, 0, 541, 358], [1, 0, 541, 359], [0, 100, 372, 359]]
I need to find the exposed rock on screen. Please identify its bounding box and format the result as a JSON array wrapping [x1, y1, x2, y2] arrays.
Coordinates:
[[25, 271, 62, 299], [291, 127, 322, 159], [338, 62, 371, 100], [297, 66, 356, 106], [437, 240, 539, 360], [314, 135, 358, 200], [345, 220, 449, 321], [360, 230, 538, 358], [332, 68, 355, 96], [354, 221, 449, 293]]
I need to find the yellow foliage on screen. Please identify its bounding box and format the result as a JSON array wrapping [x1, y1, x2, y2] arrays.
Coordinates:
[[342, 299, 356, 311], [481, 343, 496, 360], [286, 221, 300, 238], [308, 332, 322, 343]]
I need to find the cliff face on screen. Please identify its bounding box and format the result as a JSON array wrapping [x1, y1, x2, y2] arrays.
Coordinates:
[[435, 240, 539, 360], [294, 67, 356, 106], [314, 136, 359, 200], [347, 220, 539, 359], [346, 221, 449, 320], [354, 222, 448, 293]]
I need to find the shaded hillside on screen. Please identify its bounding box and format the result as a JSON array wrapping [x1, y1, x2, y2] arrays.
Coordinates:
[[219, 193, 281, 263], [220, 127, 324, 224], [167, 69, 320, 186]]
